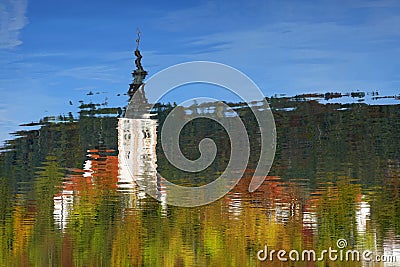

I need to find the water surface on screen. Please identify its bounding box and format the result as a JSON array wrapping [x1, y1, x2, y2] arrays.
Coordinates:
[[0, 95, 399, 266]]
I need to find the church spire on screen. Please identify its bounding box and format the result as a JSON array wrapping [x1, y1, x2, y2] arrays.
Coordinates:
[[128, 29, 148, 99]]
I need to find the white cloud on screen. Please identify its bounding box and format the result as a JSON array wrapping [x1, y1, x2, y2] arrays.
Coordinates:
[[57, 65, 121, 82], [143, 14, 400, 96], [0, 0, 28, 49]]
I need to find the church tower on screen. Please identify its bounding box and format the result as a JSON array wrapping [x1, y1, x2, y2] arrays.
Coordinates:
[[127, 29, 148, 99], [118, 32, 165, 211]]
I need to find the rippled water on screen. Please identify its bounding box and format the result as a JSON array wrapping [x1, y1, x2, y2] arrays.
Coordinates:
[[0, 95, 399, 266]]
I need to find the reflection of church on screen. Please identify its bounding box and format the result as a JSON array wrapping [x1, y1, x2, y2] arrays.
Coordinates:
[[117, 33, 166, 209], [117, 116, 158, 190], [54, 33, 167, 228], [118, 31, 157, 190]]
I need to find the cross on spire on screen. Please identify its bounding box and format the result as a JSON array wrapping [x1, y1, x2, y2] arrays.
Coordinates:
[[136, 28, 141, 50]]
